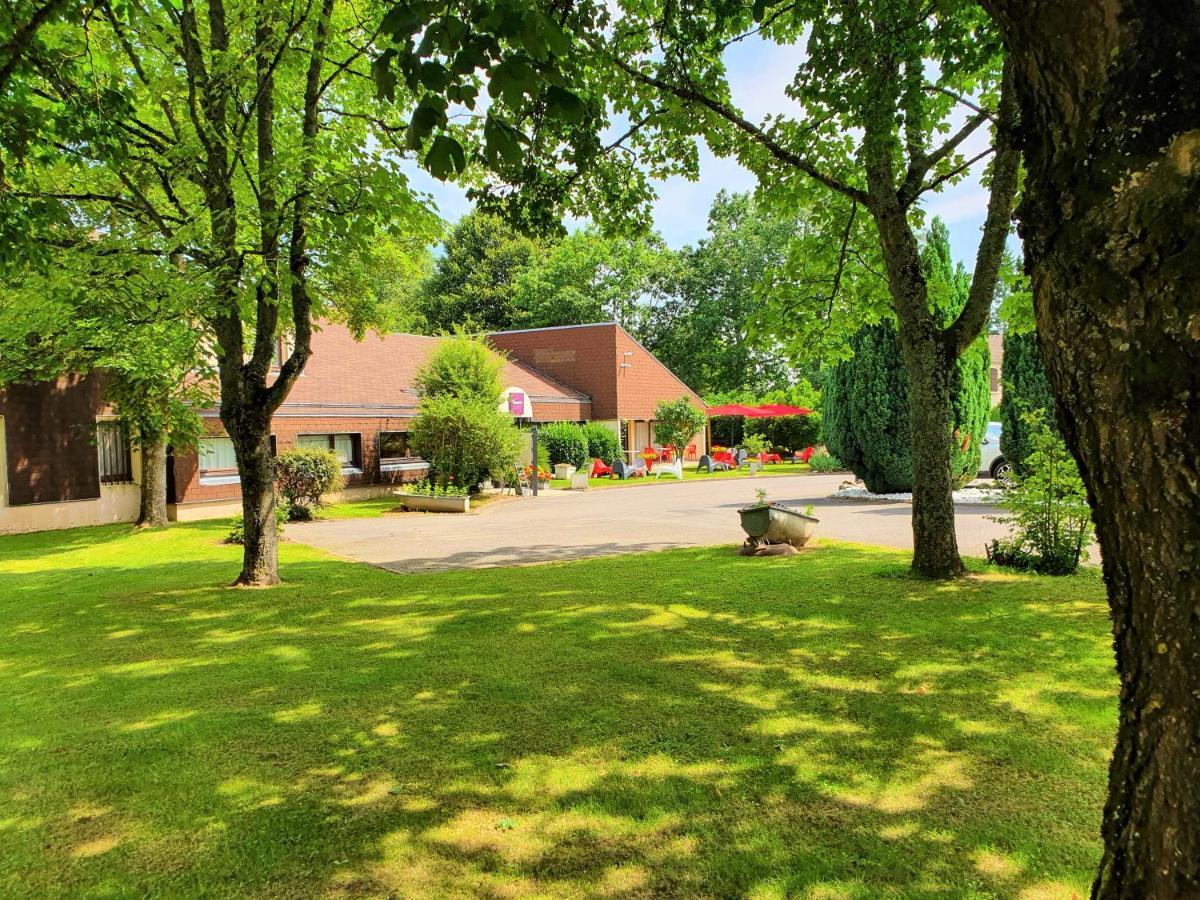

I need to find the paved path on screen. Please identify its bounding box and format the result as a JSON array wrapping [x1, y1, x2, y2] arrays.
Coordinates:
[[290, 474, 1012, 573]]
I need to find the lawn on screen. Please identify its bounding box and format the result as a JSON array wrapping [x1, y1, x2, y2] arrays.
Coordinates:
[[550, 460, 821, 490], [0, 523, 1114, 898]]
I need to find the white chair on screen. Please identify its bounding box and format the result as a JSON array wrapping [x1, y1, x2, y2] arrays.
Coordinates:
[[655, 458, 684, 480]]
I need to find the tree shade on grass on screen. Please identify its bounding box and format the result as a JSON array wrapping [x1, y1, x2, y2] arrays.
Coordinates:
[[0, 523, 1112, 897]]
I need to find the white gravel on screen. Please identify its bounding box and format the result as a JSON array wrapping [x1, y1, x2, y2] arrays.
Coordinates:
[[829, 484, 1005, 505]]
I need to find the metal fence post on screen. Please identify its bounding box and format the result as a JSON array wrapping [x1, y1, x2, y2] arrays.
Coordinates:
[[531, 425, 539, 497]]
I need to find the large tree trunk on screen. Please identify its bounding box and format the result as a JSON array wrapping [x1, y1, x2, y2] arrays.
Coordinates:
[[135, 430, 169, 527], [230, 426, 279, 587], [981, 2, 1200, 896], [903, 335, 966, 577]]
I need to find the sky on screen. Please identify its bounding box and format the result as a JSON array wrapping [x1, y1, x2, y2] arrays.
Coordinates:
[[402, 35, 998, 268]]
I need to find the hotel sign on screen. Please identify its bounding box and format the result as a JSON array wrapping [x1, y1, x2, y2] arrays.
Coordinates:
[[499, 387, 532, 419]]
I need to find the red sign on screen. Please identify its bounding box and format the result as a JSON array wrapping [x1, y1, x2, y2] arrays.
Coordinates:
[[508, 392, 525, 416]]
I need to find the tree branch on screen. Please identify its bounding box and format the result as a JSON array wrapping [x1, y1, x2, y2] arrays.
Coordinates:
[[609, 56, 870, 205], [941, 59, 1020, 357], [0, 0, 69, 93], [900, 110, 990, 207]]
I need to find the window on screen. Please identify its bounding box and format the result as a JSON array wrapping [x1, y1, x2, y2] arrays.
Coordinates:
[[97, 421, 133, 484], [379, 431, 411, 460], [378, 430, 427, 473], [296, 433, 361, 471], [199, 436, 238, 475]]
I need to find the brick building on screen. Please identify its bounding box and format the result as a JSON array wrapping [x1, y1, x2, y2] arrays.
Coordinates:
[[0, 322, 705, 532]]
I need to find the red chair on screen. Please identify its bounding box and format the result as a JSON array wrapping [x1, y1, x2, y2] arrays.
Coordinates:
[[795, 446, 816, 464], [590, 458, 613, 478], [685, 443, 697, 460]]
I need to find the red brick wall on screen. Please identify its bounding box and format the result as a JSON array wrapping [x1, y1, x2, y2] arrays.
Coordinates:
[[174, 415, 424, 503], [613, 330, 705, 421], [489, 326, 620, 418], [0, 373, 106, 505]]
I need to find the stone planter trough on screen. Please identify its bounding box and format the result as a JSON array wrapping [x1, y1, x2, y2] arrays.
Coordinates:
[[400, 493, 470, 513]]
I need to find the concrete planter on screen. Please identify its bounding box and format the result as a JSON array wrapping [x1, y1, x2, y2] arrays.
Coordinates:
[[738, 503, 818, 549], [400, 493, 470, 513], [748, 460, 762, 475], [570, 471, 590, 490], [554, 463, 577, 481]]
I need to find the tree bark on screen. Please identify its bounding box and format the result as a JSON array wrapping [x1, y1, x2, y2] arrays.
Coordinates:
[[980, 2, 1200, 896], [230, 426, 278, 587], [135, 430, 169, 527], [904, 335, 966, 577]]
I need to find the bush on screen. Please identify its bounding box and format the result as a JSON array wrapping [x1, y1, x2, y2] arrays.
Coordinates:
[[274, 448, 344, 520], [744, 410, 822, 454], [413, 332, 505, 403], [539, 422, 588, 468], [990, 409, 1094, 574], [410, 395, 522, 490], [808, 451, 842, 473], [224, 503, 289, 544], [999, 330, 1056, 474], [581, 421, 622, 464]]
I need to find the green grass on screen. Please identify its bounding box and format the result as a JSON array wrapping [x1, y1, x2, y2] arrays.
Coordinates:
[[314, 496, 407, 519], [0, 523, 1113, 898], [551, 460, 817, 490]]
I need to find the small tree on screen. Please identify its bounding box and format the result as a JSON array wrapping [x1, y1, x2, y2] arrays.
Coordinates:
[[653, 397, 706, 462], [275, 449, 344, 521], [988, 410, 1094, 575], [539, 422, 588, 469], [410, 396, 521, 490]]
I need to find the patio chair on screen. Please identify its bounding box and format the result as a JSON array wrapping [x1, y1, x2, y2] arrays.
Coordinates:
[[794, 445, 816, 464], [735, 448, 749, 467], [654, 458, 684, 480], [590, 458, 614, 478], [685, 443, 697, 460], [612, 459, 646, 479], [695, 454, 732, 474]]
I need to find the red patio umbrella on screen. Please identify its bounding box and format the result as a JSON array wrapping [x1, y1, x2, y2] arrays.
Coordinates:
[[706, 403, 774, 417], [755, 403, 812, 416]]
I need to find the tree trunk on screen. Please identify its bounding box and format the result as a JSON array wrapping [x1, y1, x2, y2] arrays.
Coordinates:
[[980, 2, 1200, 895], [135, 430, 169, 527], [904, 335, 966, 577], [231, 428, 279, 587], [869, 186, 967, 578]]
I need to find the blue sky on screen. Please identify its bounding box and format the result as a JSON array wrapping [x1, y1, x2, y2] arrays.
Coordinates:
[[404, 36, 997, 268]]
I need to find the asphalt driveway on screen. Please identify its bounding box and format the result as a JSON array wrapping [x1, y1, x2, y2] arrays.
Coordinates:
[[289, 473, 1012, 573]]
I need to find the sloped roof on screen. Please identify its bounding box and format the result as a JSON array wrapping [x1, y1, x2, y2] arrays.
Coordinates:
[[252, 324, 589, 418]]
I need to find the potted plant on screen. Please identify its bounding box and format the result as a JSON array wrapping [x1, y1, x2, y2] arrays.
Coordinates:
[[738, 488, 819, 549], [553, 462, 576, 481], [743, 434, 769, 474], [398, 479, 471, 513]]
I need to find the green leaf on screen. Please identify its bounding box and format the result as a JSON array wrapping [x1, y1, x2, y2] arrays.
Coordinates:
[[483, 117, 524, 167], [545, 86, 585, 124], [425, 135, 466, 180]]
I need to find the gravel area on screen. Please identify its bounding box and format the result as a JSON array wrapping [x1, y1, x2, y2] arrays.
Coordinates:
[[829, 484, 1006, 505]]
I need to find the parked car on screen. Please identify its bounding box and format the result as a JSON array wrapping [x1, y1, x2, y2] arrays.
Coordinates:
[[979, 421, 1012, 480]]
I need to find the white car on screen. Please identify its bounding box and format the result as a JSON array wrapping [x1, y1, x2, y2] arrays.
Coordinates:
[[979, 421, 1012, 480]]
